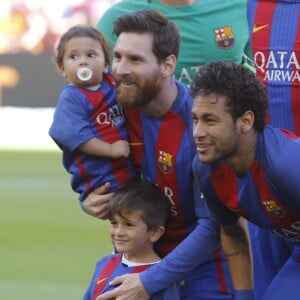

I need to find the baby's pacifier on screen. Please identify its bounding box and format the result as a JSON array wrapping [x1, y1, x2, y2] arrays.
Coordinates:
[[77, 67, 93, 81]]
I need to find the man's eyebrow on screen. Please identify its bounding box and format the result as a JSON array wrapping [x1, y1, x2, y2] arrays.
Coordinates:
[[195, 112, 219, 120]]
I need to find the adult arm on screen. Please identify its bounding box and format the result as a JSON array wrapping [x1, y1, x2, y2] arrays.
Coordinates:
[[221, 218, 253, 294], [193, 157, 254, 298]]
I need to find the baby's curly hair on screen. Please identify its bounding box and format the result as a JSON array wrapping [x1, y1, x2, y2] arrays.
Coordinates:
[[191, 61, 268, 132]]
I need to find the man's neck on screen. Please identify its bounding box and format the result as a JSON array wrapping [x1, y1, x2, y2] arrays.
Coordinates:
[[142, 79, 178, 118], [159, 0, 197, 6], [224, 131, 258, 179]]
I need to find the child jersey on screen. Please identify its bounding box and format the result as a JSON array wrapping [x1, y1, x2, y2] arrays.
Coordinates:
[[83, 254, 179, 300], [49, 72, 136, 201]]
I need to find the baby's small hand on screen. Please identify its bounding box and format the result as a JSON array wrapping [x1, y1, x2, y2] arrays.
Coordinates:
[[111, 140, 130, 158]]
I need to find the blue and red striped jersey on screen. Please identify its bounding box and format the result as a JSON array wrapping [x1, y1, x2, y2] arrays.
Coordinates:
[[124, 82, 233, 297], [82, 254, 179, 300], [193, 126, 300, 243], [49, 72, 137, 201], [248, 0, 300, 134], [247, 2, 300, 298], [125, 81, 198, 256]]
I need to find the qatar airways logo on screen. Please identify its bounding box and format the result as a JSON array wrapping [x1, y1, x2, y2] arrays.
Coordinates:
[[95, 104, 125, 127], [254, 50, 300, 83], [178, 66, 201, 87], [271, 221, 300, 243]]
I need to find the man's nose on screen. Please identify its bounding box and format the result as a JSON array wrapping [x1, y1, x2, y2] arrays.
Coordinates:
[[113, 59, 130, 75], [193, 121, 207, 138]]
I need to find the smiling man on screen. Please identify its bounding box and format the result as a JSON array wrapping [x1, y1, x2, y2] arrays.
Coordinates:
[[191, 61, 300, 300], [84, 10, 234, 300]]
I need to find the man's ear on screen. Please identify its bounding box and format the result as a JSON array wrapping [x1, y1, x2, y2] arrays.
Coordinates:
[[150, 226, 165, 243], [161, 54, 176, 78], [240, 110, 255, 133]]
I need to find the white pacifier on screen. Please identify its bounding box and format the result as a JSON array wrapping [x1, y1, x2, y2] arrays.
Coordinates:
[[77, 67, 93, 81]]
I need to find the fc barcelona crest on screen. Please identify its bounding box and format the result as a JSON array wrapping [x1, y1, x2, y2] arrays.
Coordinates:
[[214, 26, 235, 49], [261, 200, 285, 218], [158, 150, 173, 174]]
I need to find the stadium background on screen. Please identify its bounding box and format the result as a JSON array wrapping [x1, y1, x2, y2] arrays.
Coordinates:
[[0, 1, 117, 299]]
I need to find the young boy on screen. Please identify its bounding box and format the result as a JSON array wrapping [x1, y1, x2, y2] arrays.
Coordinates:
[[82, 180, 179, 300], [49, 25, 137, 204]]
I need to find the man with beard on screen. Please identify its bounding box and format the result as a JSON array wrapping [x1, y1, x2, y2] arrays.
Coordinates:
[[191, 61, 300, 300], [83, 10, 237, 300]]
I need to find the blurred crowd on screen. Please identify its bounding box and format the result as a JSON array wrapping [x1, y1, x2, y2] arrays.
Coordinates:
[[0, 0, 116, 54]]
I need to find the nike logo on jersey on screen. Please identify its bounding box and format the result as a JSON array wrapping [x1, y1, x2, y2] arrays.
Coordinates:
[[130, 142, 143, 146], [97, 277, 108, 285], [253, 24, 269, 33]]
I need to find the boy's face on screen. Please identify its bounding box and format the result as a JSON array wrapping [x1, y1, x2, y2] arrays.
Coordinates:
[[109, 209, 157, 262]]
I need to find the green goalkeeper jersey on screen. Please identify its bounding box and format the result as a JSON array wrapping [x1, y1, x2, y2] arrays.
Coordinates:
[[97, 0, 251, 86]]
